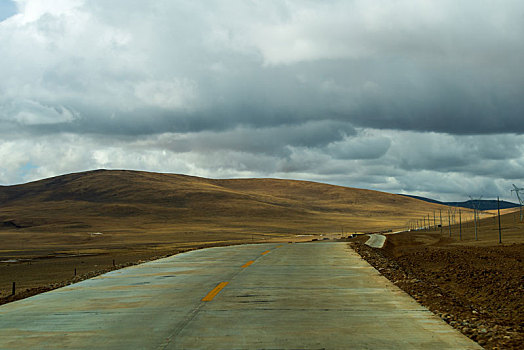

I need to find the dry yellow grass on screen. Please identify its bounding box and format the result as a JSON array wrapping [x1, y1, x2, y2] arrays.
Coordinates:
[[0, 169, 453, 297], [0, 169, 452, 237]]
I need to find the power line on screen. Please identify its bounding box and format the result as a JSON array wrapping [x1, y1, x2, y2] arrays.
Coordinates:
[[511, 184, 524, 222]]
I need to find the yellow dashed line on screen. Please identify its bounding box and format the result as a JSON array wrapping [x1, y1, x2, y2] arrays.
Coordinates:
[[241, 260, 254, 268], [261, 250, 271, 255], [202, 282, 229, 301]]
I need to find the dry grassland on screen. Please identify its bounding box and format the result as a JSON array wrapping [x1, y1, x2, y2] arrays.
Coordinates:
[[0, 169, 449, 299]]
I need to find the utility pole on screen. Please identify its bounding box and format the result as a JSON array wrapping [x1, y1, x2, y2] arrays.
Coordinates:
[[433, 211, 436, 231], [469, 195, 482, 241], [498, 196, 502, 244], [478, 210, 481, 229]]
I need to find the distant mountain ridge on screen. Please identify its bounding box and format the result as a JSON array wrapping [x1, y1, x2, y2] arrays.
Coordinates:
[[401, 195, 519, 211]]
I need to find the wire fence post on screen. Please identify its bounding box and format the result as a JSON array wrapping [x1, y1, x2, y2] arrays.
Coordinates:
[[459, 209, 462, 240], [440, 209, 443, 234], [474, 208, 478, 240], [448, 209, 452, 237]]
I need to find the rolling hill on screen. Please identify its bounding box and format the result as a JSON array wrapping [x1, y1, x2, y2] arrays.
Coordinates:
[[0, 169, 467, 300], [0, 169, 451, 235]]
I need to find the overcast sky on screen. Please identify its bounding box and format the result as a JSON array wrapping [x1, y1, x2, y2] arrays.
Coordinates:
[[1, 0, 523, 201]]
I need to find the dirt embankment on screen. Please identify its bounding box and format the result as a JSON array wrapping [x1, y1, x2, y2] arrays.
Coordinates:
[[351, 232, 523, 350]]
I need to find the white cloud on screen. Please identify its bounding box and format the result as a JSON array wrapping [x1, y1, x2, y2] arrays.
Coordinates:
[[2, 128, 522, 201], [134, 79, 197, 110], [6, 100, 78, 125], [0, 0, 523, 202], [11, 0, 84, 24], [245, 0, 522, 66]]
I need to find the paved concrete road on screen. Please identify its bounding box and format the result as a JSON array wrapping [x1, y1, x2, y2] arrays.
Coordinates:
[[0, 242, 480, 349], [365, 234, 387, 248]]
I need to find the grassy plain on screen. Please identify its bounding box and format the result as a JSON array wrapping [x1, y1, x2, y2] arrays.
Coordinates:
[[1, 169, 450, 299]]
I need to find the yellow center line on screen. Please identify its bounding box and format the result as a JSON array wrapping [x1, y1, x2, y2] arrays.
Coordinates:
[[241, 260, 254, 268], [261, 250, 271, 255], [202, 282, 229, 301]]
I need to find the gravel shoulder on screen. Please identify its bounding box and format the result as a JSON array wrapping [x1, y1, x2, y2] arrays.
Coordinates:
[[350, 232, 523, 350]]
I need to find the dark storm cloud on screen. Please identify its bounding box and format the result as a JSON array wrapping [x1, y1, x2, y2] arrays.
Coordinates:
[[2, 0, 524, 137], [155, 120, 355, 155], [326, 134, 391, 160], [383, 132, 524, 175], [347, 66, 524, 134], [1, 0, 523, 201]]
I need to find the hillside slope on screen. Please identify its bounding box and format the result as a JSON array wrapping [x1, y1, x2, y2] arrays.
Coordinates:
[[0, 169, 449, 235], [0, 169, 457, 301]]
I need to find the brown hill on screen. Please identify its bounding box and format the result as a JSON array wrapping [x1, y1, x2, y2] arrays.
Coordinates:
[[0, 169, 448, 235], [0, 169, 455, 300]]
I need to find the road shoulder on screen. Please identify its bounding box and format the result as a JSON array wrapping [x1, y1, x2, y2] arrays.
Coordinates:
[[350, 238, 523, 349]]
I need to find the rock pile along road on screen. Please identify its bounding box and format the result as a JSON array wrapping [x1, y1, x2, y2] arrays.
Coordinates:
[[0, 242, 480, 349]]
